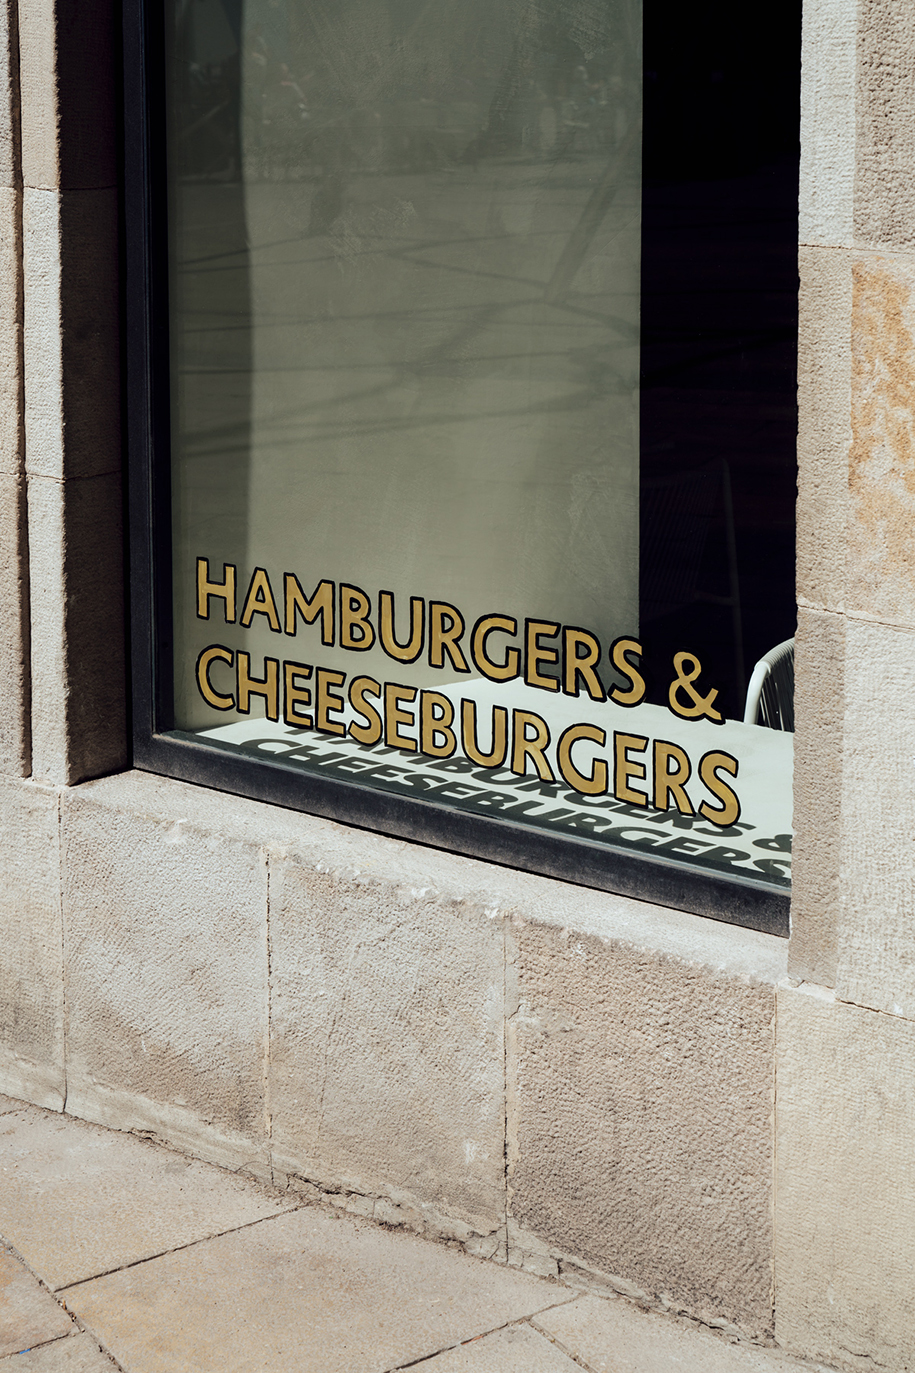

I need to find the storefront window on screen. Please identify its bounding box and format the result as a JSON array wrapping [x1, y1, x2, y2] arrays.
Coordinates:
[[130, 0, 799, 930]]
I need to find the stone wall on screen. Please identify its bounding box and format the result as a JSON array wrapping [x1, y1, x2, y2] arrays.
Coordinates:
[[779, 0, 915, 1366], [0, 0, 914, 1367], [0, 767, 786, 1340]]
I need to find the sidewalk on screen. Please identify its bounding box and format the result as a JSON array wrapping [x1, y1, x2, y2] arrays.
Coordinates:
[[0, 1095, 833, 1373]]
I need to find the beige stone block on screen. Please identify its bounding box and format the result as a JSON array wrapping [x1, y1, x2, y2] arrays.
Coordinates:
[[787, 607, 844, 986], [64, 1206, 571, 1373], [22, 189, 62, 472], [854, 0, 915, 251], [268, 848, 507, 1234], [0, 1245, 74, 1357], [18, 0, 116, 192], [0, 183, 28, 778], [28, 472, 126, 786], [799, 0, 857, 246], [775, 982, 915, 1371], [847, 254, 915, 625], [57, 770, 788, 1229], [507, 917, 779, 1338], [834, 617, 915, 1015], [0, 182, 22, 470], [17, 0, 56, 190], [0, 466, 31, 778], [67, 770, 792, 977], [411, 1323, 581, 1373], [0, 776, 63, 1109], [23, 187, 120, 482], [0, 1050, 63, 1114], [63, 769, 328, 856], [0, 2, 17, 192], [0, 1106, 291, 1290], [60, 789, 270, 1160], [534, 1294, 827, 1373], [2, 1335, 120, 1371], [796, 247, 851, 611]]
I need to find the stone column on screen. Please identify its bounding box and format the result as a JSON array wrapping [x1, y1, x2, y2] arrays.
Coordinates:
[[0, 0, 126, 1110], [778, 1, 915, 1366], [19, 0, 126, 786], [0, 0, 28, 778]]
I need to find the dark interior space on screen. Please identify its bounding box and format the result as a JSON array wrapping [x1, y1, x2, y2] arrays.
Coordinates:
[[639, 0, 801, 720]]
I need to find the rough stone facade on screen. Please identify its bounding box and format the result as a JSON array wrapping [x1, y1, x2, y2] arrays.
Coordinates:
[[0, 0, 914, 1368]]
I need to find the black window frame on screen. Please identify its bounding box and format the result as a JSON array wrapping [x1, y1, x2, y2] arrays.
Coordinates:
[[121, 0, 791, 938]]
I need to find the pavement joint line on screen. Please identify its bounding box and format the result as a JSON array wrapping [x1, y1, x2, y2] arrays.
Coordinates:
[[53, 1202, 308, 1293], [52, 1312, 129, 1373], [1, 1234, 129, 1372], [80, 1331, 128, 1373], [383, 1318, 521, 1372], [382, 1300, 585, 1373], [526, 1318, 603, 1373], [0, 1242, 127, 1371], [1, 1234, 78, 1309], [0, 1331, 81, 1362]]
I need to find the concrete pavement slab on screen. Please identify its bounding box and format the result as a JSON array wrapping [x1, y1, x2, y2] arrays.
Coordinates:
[[532, 1295, 829, 1373], [0, 1107, 294, 1289], [63, 1206, 576, 1373], [0, 1097, 23, 1115], [0, 1248, 74, 1358], [0, 1334, 118, 1370], [409, 1323, 582, 1372]]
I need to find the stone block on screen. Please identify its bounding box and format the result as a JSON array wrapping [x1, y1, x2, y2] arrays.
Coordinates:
[[848, 254, 915, 626], [0, 465, 30, 778], [268, 846, 506, 1234], [799, 0, 857, 246], [0, 775, 63, 1109], [0, 182, 22, 472], [0, 1244, 74, 1357], [58, 770, 789, 1264], [0, 3, 18, 191], [60, 786, 270, 1167], [788, 606, 844, 986], [28, 471, 126, 786], [775, 982, 915, 1371], [18, 0, 117, 192], [854, 0, 915, 251], [0, 181, 28, 778], [507, 915, 780, 1338], [796, 246, 851, 612], [834, 617, 915, 1016], [23, 186, 120, 482], [22, 188, 62, 471]]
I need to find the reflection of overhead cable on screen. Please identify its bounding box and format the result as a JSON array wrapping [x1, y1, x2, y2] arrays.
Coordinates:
[[177, 100, 230, 142], [544, 120, 639, 305]]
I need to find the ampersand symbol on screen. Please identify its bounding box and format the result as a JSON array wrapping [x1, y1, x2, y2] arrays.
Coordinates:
[[668, 652, 723, 723]]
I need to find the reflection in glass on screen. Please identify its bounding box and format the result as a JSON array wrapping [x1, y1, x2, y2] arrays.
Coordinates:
[[163, 0, 798, 894], [170, 0, 641, 721]]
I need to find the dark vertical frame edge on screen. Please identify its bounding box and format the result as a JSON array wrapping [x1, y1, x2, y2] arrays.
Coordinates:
[[123, 0, 173, 758], [120, 1, 790, 939]]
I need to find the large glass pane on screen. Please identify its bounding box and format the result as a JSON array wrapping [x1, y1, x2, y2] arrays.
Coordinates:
[[164, 0, 795, 895]]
